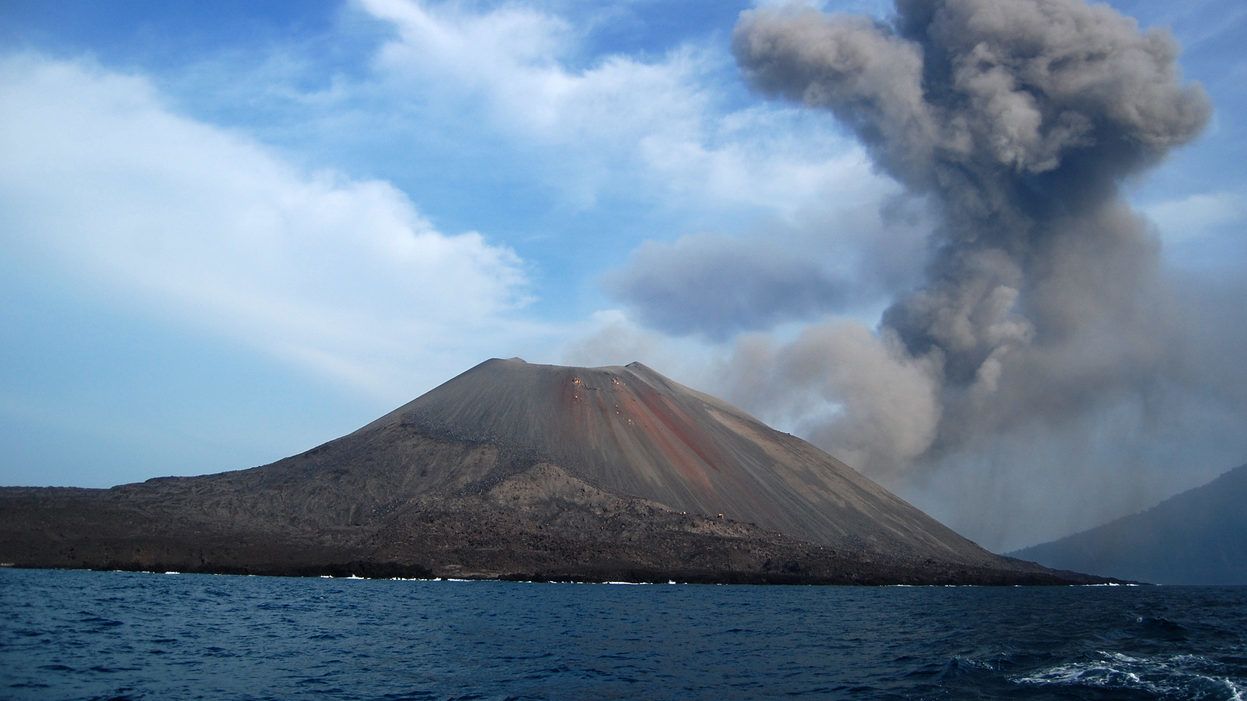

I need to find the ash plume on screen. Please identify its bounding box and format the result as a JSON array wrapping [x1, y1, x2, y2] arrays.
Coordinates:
[[729, 0, 1213, 474]]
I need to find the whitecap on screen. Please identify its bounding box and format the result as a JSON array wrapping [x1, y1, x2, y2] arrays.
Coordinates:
[[1014, 650, 1243, 698]]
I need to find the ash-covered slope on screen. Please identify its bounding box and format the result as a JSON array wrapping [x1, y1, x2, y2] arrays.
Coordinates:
[[369, 358, 989, 563], [0, 359, 1093, 584], [1011, 464, 1247, 584]]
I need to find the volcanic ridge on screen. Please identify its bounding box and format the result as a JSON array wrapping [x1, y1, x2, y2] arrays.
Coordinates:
[[0, 358, 1100, 584], [1012, 463, 1247, 585]]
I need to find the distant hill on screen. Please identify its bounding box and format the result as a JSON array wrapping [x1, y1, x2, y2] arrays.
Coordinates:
[[0, 358, 1098, 584], [1011, 464, 1247, 584]]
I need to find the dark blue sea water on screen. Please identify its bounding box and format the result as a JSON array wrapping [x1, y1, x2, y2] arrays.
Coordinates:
[[1, 569, 1244, 700]]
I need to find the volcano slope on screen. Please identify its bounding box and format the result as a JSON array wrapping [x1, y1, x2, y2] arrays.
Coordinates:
[[1012, 463, 1247, 584], [0, 358, 1097, 584]]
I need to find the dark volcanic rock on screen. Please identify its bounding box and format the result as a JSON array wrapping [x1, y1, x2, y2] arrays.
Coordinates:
[[0, 359, 1098, 584]]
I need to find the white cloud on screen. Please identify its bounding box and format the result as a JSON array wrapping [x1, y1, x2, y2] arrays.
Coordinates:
[[560, 308, 719, 381], [0, 55, 550, 399], [356, 0, 875, 219], [361, 0, 706, 146], [1143, 190, 1245, 244]]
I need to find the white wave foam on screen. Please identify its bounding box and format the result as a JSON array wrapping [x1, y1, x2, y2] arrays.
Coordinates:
[[1014, 650, 1244, 698]]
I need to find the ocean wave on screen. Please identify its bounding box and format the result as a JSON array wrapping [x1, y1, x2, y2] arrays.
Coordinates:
[[1014, 650, 1244, 699], [4, 569, 1244, 700]]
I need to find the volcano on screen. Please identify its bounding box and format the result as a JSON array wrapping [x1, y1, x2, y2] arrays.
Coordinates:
[[0, 359, 1095, 583]]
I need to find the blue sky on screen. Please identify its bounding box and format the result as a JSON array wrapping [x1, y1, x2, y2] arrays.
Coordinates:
[[2, 0, 1244, 550]]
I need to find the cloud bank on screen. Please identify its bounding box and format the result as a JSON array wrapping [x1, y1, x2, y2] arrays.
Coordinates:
[[355, 0, 876, 220], [0, 55, 540, 399]]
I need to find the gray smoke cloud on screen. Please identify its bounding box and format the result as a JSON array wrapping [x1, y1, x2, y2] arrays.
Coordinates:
[[604, 196, 931, 340], [722, 0, 1223, 497], [604, 233, 855, 340]]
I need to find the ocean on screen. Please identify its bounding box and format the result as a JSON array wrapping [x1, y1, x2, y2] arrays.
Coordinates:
[[1, 569, 1243, 700]]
